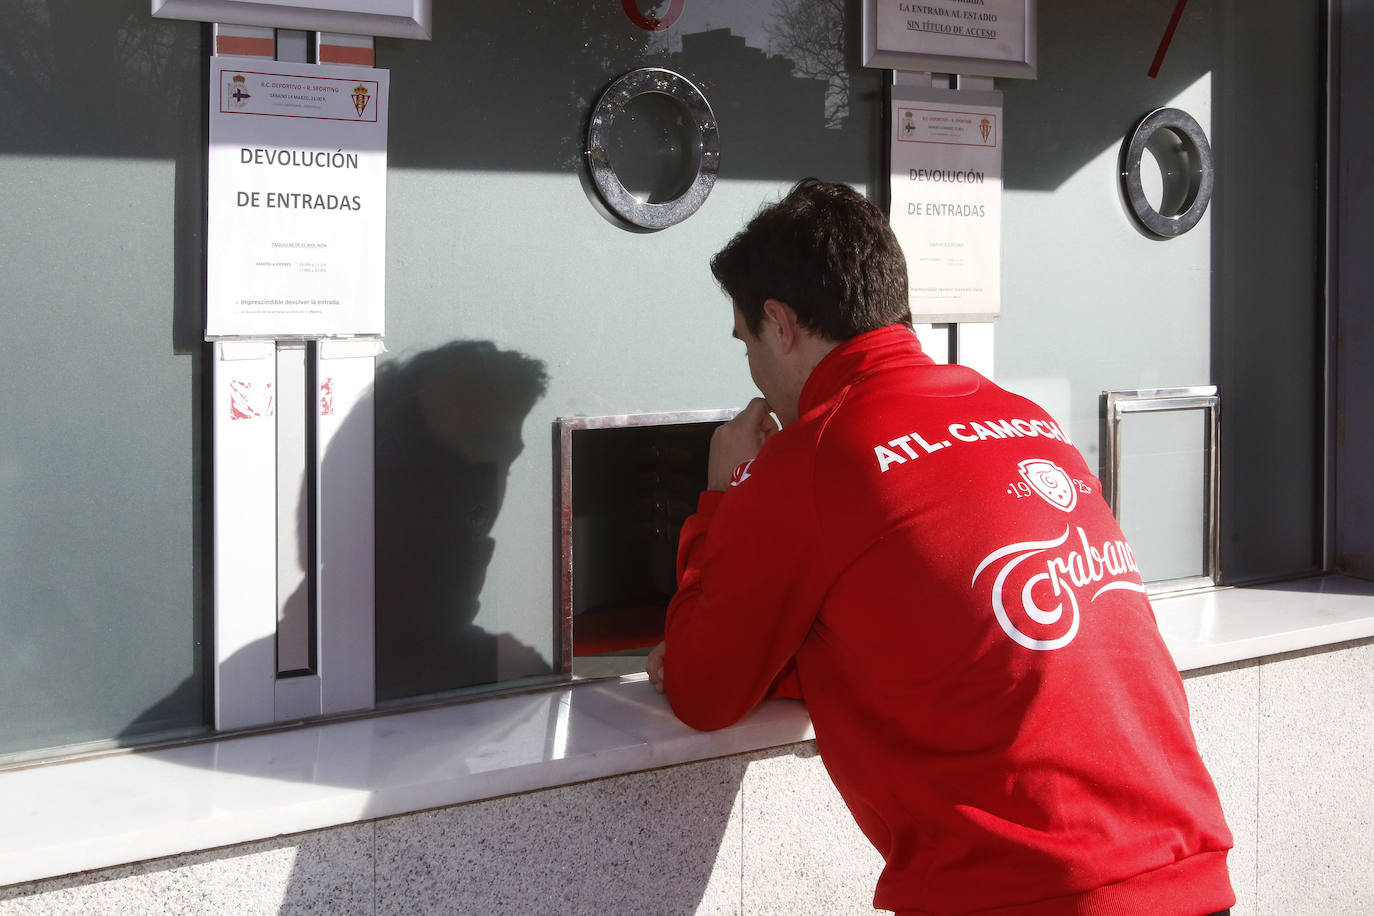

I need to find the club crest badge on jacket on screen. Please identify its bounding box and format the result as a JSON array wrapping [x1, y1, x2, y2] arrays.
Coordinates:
[[1017, 459, 1076, 512]]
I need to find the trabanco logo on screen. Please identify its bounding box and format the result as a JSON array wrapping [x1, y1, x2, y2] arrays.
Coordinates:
[[971, 526, 1146, 651]]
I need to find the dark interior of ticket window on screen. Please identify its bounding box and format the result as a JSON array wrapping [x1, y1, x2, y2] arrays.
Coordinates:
[[568, 421, 722, 679]]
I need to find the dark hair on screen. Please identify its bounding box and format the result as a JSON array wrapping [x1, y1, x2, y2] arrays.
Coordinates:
[[709, 178, 911, 340]]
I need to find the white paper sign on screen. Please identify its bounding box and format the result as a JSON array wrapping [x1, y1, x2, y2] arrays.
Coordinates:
[[207, 58, 389, 338], [890, 87, 1002, 322], [862, 0, 1035, 79], [874, 0, 1027, 63]]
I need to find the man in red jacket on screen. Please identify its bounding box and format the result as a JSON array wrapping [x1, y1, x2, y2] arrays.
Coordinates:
[[648, 179, 1234, 916]]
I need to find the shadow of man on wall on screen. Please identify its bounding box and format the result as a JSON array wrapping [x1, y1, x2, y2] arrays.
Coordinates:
[[373, 340, 552, 701]]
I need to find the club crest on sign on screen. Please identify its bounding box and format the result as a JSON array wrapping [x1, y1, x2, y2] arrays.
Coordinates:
[[1017, 458, 1076, 513], [352, 84, 371, 117], [227, 73, 251, 109]]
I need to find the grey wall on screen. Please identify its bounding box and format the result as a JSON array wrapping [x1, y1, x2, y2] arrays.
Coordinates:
[[994, 0, 1323, 584], [367, 3, 886, 699], [0, 0, 887, 749], [3, 638, 1371, 915], [372, 0, 1327, 696], [1336, 0, 1374, 580], [0, 0, 1333, 757], [0, 3, 209, 755]]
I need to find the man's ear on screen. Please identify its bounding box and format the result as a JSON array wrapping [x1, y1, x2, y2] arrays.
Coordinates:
[[761, 298, 802, 352]]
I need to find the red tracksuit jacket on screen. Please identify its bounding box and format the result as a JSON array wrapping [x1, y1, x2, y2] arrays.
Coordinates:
[[664, 324, 1234, 916]]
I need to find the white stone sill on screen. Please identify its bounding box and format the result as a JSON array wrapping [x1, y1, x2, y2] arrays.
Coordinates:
[[1152, 574, 1374, 669], [3, 574, 1374, 889]]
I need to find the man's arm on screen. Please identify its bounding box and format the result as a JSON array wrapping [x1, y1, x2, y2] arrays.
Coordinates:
[[648, 400, 779, 696], [657, 401, 822, 730], [706, 398, 778, 490]]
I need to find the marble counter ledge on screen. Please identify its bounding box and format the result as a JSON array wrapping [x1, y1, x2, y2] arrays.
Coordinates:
[[3, 574, 1374, 889], [0, 678, 813, 889], [1155, 574, 1374, 670]]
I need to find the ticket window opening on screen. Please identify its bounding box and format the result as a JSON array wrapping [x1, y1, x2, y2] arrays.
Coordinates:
[[558, 412, 733, 679]]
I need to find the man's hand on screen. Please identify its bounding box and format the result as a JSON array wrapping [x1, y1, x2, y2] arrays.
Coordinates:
[[708, 398, 779, 491], [647, 641, 666, 693]]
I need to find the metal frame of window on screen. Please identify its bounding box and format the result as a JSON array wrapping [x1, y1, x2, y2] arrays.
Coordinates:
[[1101, 386, 1222, 595], [555, 409, 737, 675], [209, 26, 382, 731]]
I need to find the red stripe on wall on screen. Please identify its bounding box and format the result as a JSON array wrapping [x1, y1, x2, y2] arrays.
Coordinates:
[[319, 45, 375, 66], [1148, 0, 1190, 79], [215, 36, 275, 58]]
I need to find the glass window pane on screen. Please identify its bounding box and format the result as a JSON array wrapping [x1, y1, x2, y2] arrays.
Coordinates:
[[1117, 409, 1209, 583], [995, 3, 1321, 582], [373, 4, 883, 701], [0, 4, 208, 758]]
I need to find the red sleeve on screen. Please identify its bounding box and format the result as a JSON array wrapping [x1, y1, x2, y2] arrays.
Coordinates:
[[662, 446, 820, 730], [766, 660, 804, 700]]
